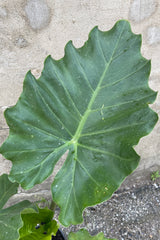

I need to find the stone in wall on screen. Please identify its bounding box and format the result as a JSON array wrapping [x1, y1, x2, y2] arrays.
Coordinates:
[[147, 26, 160, 45], [129, 0, 157, 22], [14, 36, 29, 48], [25, 0, 51, 31], [0, 6, 7, 19]]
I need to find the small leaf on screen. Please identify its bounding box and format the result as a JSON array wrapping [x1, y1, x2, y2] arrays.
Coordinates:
[[68, 229, 117, 240], [151, 170, 160, 181], [0, 174, 35, 240], [19, 207, 59, 240], [0, 200, 34, 240], [0, 20, 158, 226]]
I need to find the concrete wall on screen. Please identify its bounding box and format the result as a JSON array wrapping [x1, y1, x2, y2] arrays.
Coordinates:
[[0, 0, 160, 201]]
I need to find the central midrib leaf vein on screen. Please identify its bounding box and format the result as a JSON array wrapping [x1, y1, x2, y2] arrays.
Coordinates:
[[72, 22, 126, 143]]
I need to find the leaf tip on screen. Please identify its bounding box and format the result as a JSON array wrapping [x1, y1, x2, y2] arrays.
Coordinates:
[[45, 54, 53, 62], [23, 70, 36, 84], [65, 40, 74, 52]]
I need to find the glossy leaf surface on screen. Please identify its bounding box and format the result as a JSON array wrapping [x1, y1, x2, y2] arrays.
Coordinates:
[[19, 207, 59, 240], [0, 20, 158, 226], [0, 174, 34, 240], [68, 229, 117, 240]]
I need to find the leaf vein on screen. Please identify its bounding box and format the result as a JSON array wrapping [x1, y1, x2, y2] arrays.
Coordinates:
[[32, 80, 73, 137], [70, 45, 95, 93], [73, 21, 126, 141], [78, 143, 132, 161], [4, 148, 55, 153], [111, 35, 139, 61], [96, 30, 108, 64], [20, 121, 68, 142], [0, 184, 17, 209], [50, 58, 82, 118], [100, 60, 149, 90], [38, 82, 81, 123], [76, 157, 100, 187], [15, 143, 68, 175], [90, 93, 156, 112], [0, 220, 16, 230], [81, 122, 145, 137]]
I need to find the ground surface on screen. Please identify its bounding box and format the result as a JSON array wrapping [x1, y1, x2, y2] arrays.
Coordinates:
[[56, 178, 160, 240]]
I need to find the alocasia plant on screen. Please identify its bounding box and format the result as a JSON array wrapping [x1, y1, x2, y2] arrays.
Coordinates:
[[0, 174, 34, 240], [0, 19, 158, 239], [0, 174, 59, 240]]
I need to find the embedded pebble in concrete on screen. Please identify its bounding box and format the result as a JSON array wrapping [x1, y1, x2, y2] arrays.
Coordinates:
[[129, 0, 157, 22], [147, 26, 160, 45], [25, 0, 51, 30], [15, 36, 28, 48], [0, 7, 7, 18]]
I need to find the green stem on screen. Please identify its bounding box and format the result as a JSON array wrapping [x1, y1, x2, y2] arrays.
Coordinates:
[[50, 200, 57, 212]]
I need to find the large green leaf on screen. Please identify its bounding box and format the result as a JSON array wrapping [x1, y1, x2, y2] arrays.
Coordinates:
[[0, 174, 35, 240], [68, 229, 117, 240], [19, 207, 59, 240], [0, 20, 158, 226]]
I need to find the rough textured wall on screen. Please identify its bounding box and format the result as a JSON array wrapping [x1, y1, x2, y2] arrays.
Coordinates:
[[0, 0, 160, 201]]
